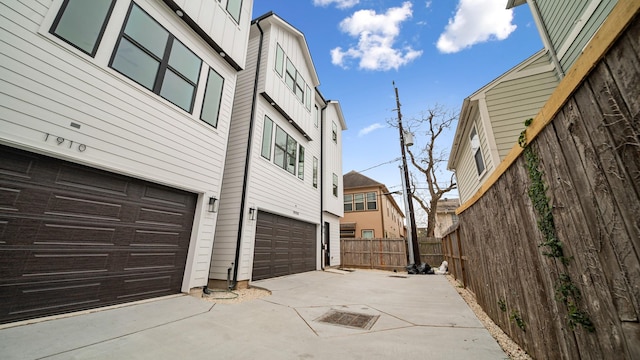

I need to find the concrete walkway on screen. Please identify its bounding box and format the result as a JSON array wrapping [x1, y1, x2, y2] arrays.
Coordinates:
[[0, 270, 507, 359]]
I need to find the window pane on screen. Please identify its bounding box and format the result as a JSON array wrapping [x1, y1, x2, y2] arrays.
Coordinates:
[[305, 85, 311, 110], [112, 38, 159, 90], [354, 193, 364, 210], [160, 70, 195, 111], [201, 68, 224, 127], [275, 126, 287, 169], [226, 0, 242, 23], [169, 40, 201, 83], [333, 174, 338, 197], [275, 44, 284, 76], [51, 0, 114, 55], [298, 146, 304, 180], [366, 192, 377, 210], [332, 122, 337, 142], [313, 157, 318, 188], [124, 5, 168, 58], [285, 58, 295, 89], [314, 105, 319, 127], [362, 230, 374, 239], [286, 135, 297, 174], [261, 116, 273, 159], [474, 149, 485, 175]]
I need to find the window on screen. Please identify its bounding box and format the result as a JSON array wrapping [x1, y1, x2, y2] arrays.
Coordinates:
[[261, 116, 273, 159], [294, 71, 305, 102], [354, 193, 364, 210], [366, 192, 377, 210], [200, 68, 224, 127], [344, 194, 353, 211], [226, 0, 242, 23], [469, 126, 485, 175], [313, 157, 318, 188], [274, 126, 297, 175], [332, 173, 338, 197], [305, 85, 311, 111], [50, 0, 115, 56], [285, 58, 295, 90], [314, 105, 319, 128], [332, 122, 337, 143], [110, 3, 202, 112], [298, 145, 305, 180], [362, 230, 374, 239], [275, 44, 284, 76]]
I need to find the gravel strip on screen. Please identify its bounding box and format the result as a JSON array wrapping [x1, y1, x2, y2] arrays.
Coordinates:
[[446, 275, 532, 360], [196, 287, 272, 304]]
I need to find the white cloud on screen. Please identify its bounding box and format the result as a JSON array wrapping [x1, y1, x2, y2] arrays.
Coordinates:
[[436, 0, 517, 53], [331, 2, 423, 71], [313, 0, 359, 9], [358, 123, 385, 137]]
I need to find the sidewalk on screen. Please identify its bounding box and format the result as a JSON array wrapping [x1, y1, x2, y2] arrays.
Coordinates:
[[0, 270, 507, 359]]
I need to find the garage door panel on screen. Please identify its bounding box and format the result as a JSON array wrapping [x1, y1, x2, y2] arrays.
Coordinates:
[[252, 211, 316, 281], [0, 145, 196, 324]]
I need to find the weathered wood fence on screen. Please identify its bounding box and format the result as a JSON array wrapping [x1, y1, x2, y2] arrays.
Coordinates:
[[418, 237, 443, 266], [441, 224, 466, 287], [340, 238, 407, 271], [456, 5, 639, 359]]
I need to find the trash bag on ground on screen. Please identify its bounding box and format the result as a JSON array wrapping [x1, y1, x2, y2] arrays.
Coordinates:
[[406, 263, 434, 275]]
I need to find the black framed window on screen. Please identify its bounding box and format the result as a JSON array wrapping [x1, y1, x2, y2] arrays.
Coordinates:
[[274, 126, 297, 175], [226, 0, 242, 23], [285, 58, 295, 90], [298, 145, 305, 180], [332, 122, 338, 143], [50, 0, 115, 56], [294, 70, 305, 102], [261, 116, 274, 159], [201, 68, 224, 127], [275, 44, 284, 76], [469, 126, 485, 176], [110, 3, 202, 112]]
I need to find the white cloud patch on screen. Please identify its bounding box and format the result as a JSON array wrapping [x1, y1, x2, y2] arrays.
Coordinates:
[[437, 0, 517, 53], [313, 0, 359, 9], [331, 2, 422, 71], [358, 123, 385, 137]]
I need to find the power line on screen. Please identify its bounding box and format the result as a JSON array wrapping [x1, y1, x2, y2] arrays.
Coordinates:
[[358, 157, 400, 173]]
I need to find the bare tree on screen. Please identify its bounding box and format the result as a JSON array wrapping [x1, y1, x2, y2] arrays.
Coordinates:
[[404, 105, 458, 237]]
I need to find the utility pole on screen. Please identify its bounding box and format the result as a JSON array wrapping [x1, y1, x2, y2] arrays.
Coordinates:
[[393, 81, 420, 265]]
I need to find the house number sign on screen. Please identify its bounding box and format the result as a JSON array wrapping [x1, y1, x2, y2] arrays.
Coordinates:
[[44, 133, 87, 152]]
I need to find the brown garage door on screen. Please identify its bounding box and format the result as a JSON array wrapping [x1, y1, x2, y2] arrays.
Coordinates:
[[0, 145, 196, 324], [252, 211, 316, 281]]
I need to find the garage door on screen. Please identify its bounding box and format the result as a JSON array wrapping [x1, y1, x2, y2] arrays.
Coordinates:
[[252, 211, 316, 280], [0, 145, 197, 324]]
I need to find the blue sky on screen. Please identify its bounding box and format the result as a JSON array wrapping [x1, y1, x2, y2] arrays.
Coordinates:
[[251, 0, 542, 222]]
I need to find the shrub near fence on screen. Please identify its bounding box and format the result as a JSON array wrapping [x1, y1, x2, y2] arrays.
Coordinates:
[[340, 238, 406, 271]]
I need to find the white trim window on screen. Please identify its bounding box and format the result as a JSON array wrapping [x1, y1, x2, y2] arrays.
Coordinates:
[[226, 0, 243, 23], [313, 157, 318, 188], [261, 115, 274, 159], [469, 126, 485, 176], [362, 230, 374, 239]]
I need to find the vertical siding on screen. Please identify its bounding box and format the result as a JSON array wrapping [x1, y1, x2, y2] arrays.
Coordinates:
[[173, 0, 252, 69], [323, 102, 345, 218], [1, 0, 239, 291], [323, 214, 341, 266]]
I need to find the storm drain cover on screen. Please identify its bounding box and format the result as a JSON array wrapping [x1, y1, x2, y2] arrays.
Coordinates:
[[316, 310, 379, 330]]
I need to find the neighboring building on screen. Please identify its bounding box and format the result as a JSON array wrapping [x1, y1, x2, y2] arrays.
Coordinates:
[[210, 12, 346, 285], [448, 50, 559, 202], [0, 0, 253, 323], [341, 171, 405, 240], [507, 0, 618, 78], [449, 0, 618, 204], [434, 198, 460, 238]]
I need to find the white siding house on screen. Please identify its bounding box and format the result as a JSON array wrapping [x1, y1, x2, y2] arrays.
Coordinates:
[[0, 0, 252, 323], [448, 50, 559, 203], [211, 12, 346, 286]]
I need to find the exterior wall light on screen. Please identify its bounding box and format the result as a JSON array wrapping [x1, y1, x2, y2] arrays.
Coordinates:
[[208, 196, 219, 213], [249, 207, 256, 220]]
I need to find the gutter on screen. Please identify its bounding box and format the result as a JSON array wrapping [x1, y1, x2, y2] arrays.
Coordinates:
[[229, 17, 266, 288]]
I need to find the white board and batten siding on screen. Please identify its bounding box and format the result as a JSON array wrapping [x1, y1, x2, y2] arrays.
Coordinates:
[[173, 0, 251, 69], [323, 102, 345, 218], [323, 213, 341, 267], [0, 0, 242, 291]]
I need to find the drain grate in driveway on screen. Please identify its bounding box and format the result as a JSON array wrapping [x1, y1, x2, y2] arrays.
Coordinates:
[[316, 310, 379, 330]]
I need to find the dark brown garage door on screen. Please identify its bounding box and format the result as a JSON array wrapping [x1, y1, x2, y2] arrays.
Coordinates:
[[0, 145, 196, 324], [252, 211, 317, 281]]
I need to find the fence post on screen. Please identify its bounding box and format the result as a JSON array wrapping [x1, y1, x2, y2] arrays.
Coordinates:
[[456, 227, 466, 288]]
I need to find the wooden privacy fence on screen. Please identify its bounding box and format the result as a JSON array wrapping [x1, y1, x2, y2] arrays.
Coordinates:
[[340, 238, 406, 271], [440, 224, 466, 287], [418, 237, 444, 266], [456, 5, 639, 359]]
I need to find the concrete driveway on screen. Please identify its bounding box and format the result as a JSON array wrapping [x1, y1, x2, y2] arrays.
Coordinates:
[[0, 270, 507, 359]]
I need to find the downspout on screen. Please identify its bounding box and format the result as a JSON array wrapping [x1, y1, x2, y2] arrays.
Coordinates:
[[319, 102, 327, 270], [230, 17, 266, 289], [528, 0, 565, 79]]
